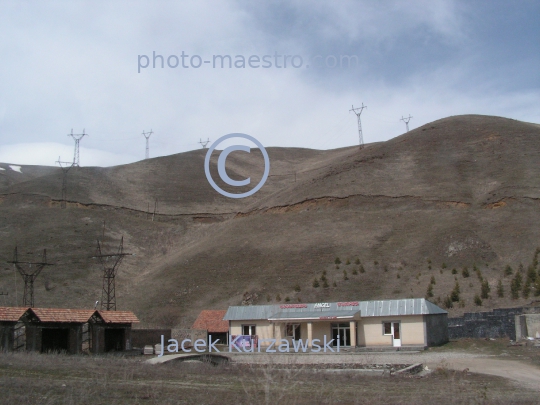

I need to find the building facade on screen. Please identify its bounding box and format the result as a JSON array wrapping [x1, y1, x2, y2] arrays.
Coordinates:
[[223, 298, 448, 349]]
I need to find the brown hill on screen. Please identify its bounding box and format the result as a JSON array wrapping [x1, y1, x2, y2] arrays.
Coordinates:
[[1, 114, 539, 326]]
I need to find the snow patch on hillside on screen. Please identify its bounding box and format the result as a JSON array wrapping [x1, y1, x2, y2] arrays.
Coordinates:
[[9, 165, 22, 173]]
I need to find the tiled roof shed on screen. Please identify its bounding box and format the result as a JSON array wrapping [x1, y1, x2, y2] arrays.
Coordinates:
[[29, 308, 95, 323], [192, 310, 228, 333], [0, 307, 28, 322], [96, 310, 139, 324]]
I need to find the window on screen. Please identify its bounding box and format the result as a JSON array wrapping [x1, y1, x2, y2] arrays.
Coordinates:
[[383, 322, 392, 335], [286, 324, 301, 340], [242, 325, 256, 336]]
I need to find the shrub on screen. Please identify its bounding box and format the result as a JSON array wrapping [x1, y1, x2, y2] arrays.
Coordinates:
[[343, 270, 349, 281], [511, 272, 522, 299], [293, 284, 301, 292], [451, 268, 458, 275], [427, 259, 432, 264], [426, 283, 434, 298], [266, 294, 271, 302], [443, 296, 453, 309], [313, 278, 320, 288], [322, 279, 329, 288], [518, 263, 524, 273], [527, 265, 537, 283], [534, 278, 540, 297], [523, 281, 531, 299], [320, 273, 327, 282], [497, 279, 504, 297], [430, 276, 436, 285], [450, 281, 460, 302], [397, 274, 400, 279], [285, 296, 290, 302], [474, 294, 482, 306], [359, 265, 365, 273], [374, 260, 378, 266], [384, 266, 388, 272], [480, 279, 490, 299], [504, 265, 513, 276], [462, 267, 470, 278], [352, 267, 358, 275], [355, 258, 360, 265], [345, 259, 350, 265], [334, 257, 341, 265], [442, 263, 447, 269], [276, 294, 281, 301], [335, 264, 340, 269]]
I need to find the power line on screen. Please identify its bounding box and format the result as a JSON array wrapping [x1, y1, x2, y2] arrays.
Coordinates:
[[400, 115, 413, 132], [350, 103, 367, 149], [56, 156, 74, 209], [67, 129, 88, 166], [199, 138, 210, 148], [142, 130, 153, 159], [7, 247, 54, 307]]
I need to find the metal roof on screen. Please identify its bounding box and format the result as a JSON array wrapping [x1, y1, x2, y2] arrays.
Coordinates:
[[268, 309, 360, 321], [223, 298, 446, 321]]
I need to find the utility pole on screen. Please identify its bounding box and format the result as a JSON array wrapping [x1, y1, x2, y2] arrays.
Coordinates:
[[67, 129, 88, 166], [400, 115, 413, 132], [199, 138, 210, 148], [350, 103, 367, 149], [142, 130, 153, 159], [7, 247, 53, 307], [56, 156, 74, 209], [91, 237, 132, 311]]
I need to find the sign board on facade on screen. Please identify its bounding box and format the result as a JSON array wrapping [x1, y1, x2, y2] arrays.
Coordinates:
[[314, 303, 330, 309]]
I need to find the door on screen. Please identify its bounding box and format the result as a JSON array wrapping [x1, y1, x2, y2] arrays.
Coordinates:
[[331, 323, 350, 347], [392, 322, 401, 347]]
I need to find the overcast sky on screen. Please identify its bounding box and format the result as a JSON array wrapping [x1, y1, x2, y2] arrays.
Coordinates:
[[0, 0, 538, 167]]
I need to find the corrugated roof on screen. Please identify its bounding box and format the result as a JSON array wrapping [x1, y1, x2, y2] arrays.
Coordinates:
[[0, 307, 28, 322], [224, 298, 446, 321], [96, 310, 139, 324], [30, 308, 95, 323], [192, 310, 228, 332]]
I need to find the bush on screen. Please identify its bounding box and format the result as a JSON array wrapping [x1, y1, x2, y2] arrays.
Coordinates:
[[320, 273, 327, 282], [497, 279, 504, 297], [480, 279, 490, 299], [426, 283, 434, 298], [293, 284, 301, 292], [359, 265, 365, 273], [443, 296, 453, 309], [451, 268, 457, 275], [352, 267, 358, 275], [534, 278, 540, 296], [511, 272, 522, 299], [462, 267, 470, 278], [430, 276, 436, 285], [527, 265, 537, 283], [355, 258, 360, 265], [322, 279, 329, 288], [451, 281, 460, 302], [276, 294, 281, 301], [313, 278, 320, 288], [523, 281, 531, 299], [374, 260, 378, 266], [384, 266, 388, 272], [343, 270, 348, 281], [442, 263, 447, 269], [285, 296, 290, 302], [332, 281, 337, 287], [335, 264, 340, 269], [474, 294, 482, 306], [266, 294, 271, 302], [334, 257, 341, 265], [345, 259, 350, 265], [504, 265, 513, 276]]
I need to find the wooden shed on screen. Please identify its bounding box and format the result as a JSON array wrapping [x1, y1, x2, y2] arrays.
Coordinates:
[[89, 310, 139, 353], [192, 310, 229, 344], [0, 307, 28, 351]]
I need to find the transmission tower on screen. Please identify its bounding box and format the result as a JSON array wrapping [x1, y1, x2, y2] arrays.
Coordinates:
[[350, 103, 367, 149], [199, 138, 210, 148], [56, 156, 74, 209], [7, 247, 53, 307], [400, 115, 413, 132], [142, 130, 153, 159], [91, 237, 132, 311], [67, 129, 88, 166]]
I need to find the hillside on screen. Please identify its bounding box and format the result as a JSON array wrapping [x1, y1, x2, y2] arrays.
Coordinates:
[[1, 114, 540, 327]]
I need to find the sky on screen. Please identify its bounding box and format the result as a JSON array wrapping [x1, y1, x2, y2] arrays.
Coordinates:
[[0, 0, 538, 167]]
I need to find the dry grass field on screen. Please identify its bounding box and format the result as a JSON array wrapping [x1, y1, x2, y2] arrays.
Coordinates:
[[0, 350, 538, 405], [1, 115, 540, 326]]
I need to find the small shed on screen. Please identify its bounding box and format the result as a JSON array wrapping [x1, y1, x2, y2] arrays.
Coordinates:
[[0, 307, 28, 351], [192, 310, 229, 344], [89, 310, 139, 353]]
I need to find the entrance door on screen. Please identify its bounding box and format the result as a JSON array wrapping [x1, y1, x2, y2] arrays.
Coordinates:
[[104, 328, 125, 352], [392, 322, 401, 347], [331, 323, 350, 347]]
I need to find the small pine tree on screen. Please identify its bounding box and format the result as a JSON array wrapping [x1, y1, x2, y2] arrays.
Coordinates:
[[332, 281, 337, 287], [523, 280, 531, 299], [322, 279, 329, 288], [534, 278, 540, 297], [444, 295, 453, 309], [518, 263, 524, 273], [335, 264, 340, 269], [497, 279, 504, 297], [462, 267, 470, 278], [504, 265, 513, 276], [313, 278, 320, 288], [359, 265, 365, 273], [442, 263, 447, 269], [276, 294, 281, 301], [293, 284, 301, 292], [335, 257, 341, 265], [511, 272, 522, 299], [480, 279, 490, 299], [352, 267, 358, 275], [527, 265, 537, 283], [320, 273, 327, 282], [430, 276, 436, 285], [451, 268, 458, 275], [426, 283, 434, 298], [451, 281, 460, 302], [345, 259, 350, 265], [474, 294, 482, 306], [355, 258, 360, 265], [285, 296, 290, 302], [475, 267, 483, 282], [343, 270, 348, 281]]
